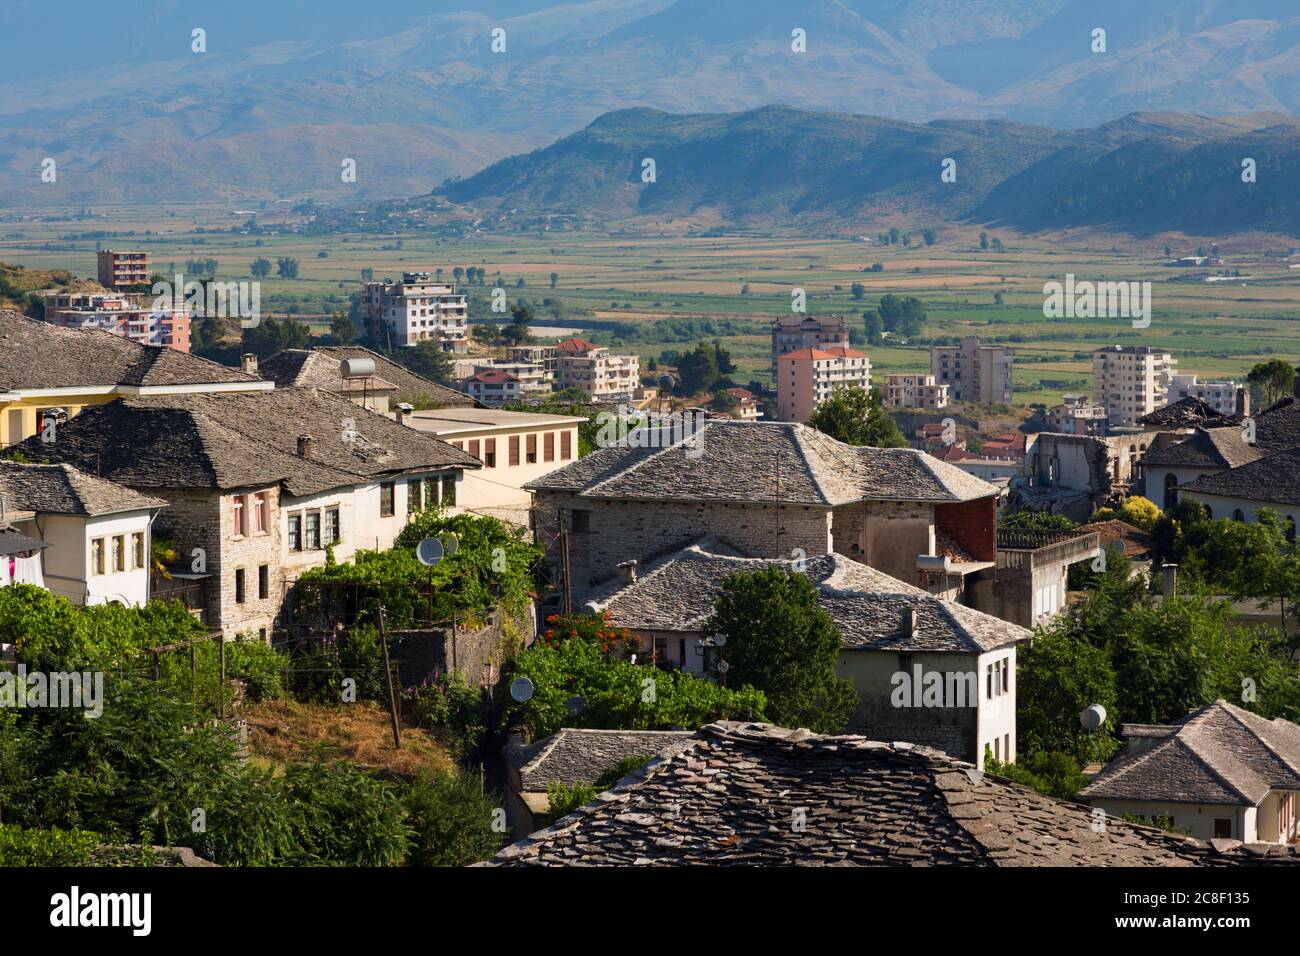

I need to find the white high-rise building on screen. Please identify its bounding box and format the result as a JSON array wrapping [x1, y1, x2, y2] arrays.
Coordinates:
[[1092, 346, 1176, 428], [363, 272, 468, 350], [1170, 374, 1245, 417]]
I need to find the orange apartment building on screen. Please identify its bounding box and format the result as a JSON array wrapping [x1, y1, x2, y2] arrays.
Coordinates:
[[96, 250, 151, 289], [777, 346, 871, 423], [42, 291, 190, 352]]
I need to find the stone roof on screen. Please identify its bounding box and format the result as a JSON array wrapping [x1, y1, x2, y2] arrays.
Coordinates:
[[259, 349, 397, 394], [1080, 700, 1300, 807], [310, 346, 481, 408], [0, 310, 257, 391], [1139, 397, 1227, 429], [505, 729, 696, 793], [488, 721, 1230, 866], [0, 462, 166, 516], [525, 421, 997, 505], [17, 386, 480, 497], [1180, 445, 1300, 507], [1140, 427, 1263, 470], [586, 543, 1030, 653], [1251, 396, 1300, 452]]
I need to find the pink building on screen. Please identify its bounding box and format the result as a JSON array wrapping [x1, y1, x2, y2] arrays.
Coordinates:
[[42, 291, 190, 352], [777, 346, 871, 423]]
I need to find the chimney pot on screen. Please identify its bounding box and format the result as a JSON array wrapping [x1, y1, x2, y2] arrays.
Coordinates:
[[395, 402, 414, 426], [297, 434, 312, 459], [1162, 562, 1178, 598], [240, 353, 258, 376], [1236, 387, 1251, 417], [618, 560, 638, 585]]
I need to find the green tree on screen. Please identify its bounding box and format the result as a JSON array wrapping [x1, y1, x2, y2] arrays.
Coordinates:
[[1247, 359, 1296, 407], [329, 311, 358, 346], [400, 340, 454, 384], [250, 257, 272, 278], [850, 282, 866, 300], [275, 257, 300, 279], [702, 567, 858, 733], [676, 341, 721, 395], [863, 309, 883, 346], [806, 385, 906, 448], [877, 294, 926, 338]]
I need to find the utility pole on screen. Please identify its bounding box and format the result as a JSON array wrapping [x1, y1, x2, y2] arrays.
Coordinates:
[[559, 519, 573, 615], [376, 605, 402, 749]]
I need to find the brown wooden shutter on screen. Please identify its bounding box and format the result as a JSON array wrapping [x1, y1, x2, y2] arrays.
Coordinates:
[[560, 430, 572, 459], [509, 435, 520, 466], [544, 431, 554, 462]]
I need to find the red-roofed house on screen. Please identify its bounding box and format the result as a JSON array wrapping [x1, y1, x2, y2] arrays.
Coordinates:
[[777, 346, 871, 423], [464, 369, 523, 406]]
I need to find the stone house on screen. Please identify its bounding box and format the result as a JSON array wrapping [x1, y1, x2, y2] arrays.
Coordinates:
[[1081, 700, 1300, 844], [19, 386, 479, 638], [257, 346, 480, 414], [526, 420, 1001, 606], [583, 542, 1031, 768]]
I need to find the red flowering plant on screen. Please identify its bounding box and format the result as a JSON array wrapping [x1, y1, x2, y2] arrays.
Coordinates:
[[539, 611, 639, 659]]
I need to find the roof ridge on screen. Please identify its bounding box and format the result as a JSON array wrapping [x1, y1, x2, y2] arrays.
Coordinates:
[[788, 424, 835, 506]]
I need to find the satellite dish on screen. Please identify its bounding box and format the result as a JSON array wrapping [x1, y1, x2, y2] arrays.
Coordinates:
[[1080, 704, 1107, 732], [712, 635, 727, 648], [440, 533, 460, 556], [717, 660, 730, 674], [510, 677, 535, 703], [566, 696, 586, 717], [416, 537, 444, 567], [657, 373, 676, 392]]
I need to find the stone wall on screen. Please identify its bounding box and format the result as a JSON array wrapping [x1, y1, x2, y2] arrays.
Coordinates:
[[389, 605, 533, 690]]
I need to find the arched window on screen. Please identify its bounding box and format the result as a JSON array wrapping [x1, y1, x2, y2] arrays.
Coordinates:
[[1204, 505, 1212, 519], [1288, 516, 1297, 543], [1233, 509, 1246, 522], [1163, 473, 1178, 509]]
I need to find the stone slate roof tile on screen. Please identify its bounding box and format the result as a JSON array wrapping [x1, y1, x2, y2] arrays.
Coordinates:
[[17, 387, 479, 496], [1180, 446, 1300, 507], [1141, 427, 1263, 470], [0, 462, 166, 516], [1139, 397, 1227, 429], [1081, 700, 1300, 806], [586, 543, 1030, 653], [0, 310, 257, 390], [526, 421, 996, 505], [313, 346, 481, 408], [489, 722, 1230, 867], [506, 729, 696, 792]]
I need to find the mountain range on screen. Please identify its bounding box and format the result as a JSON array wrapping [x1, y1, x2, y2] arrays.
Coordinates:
[[4, 0, 1300, 211]]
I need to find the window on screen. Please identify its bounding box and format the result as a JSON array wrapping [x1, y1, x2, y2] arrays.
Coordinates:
[[469, 439, 481, 461], [544, 431, 555, 462], [485, 438, 496, 468], [380, 482, 395, 517], [1214, 818, 1232, 839], [1001, 657, 1009, 694], [112, 535, 126, 573], [561, 430, 572, 460], [1003, 734, 1010, 761], [288, 513, 302, 552], [325, 507, 340, 545], [1233, 509, 1245, 522], [233, 495, 246, 537], [509, 435, 520, 466], [131, 532, 145, 570], [305, 511, 321, 550], [424, 477, 438, 509], [993, 659, 1001, 697], [235, 568, 246, 604], [91, 538, 105, 576], [258, 564, 269, 600], [441, 474, 456, 507], [570, 509, 590, 533], [987, 664, 993, 699], [526, 433, 537, 463], [408, 479, 422, 514], [253, 493, 268, 534]]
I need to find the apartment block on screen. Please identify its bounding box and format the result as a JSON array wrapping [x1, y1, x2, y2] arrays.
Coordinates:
[[554, 338, 640, 400], [362, 272, 469, 350], [771, 314, 850, 378], [885, 373, 949, 409], [1092, 346, 1176, 429], [42, 290, 190, 352], [473, 360, 551, 398], [930, 336, 1014, 404], [1047, 394, 1109, 436], [507, 344, 558, 382], [1170, 374, 1247, 417], [777, 346, 871, 423], [96, 249, 150, 289], [464, 369, 525, 406]]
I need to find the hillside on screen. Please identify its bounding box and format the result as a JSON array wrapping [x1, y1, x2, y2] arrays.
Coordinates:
[[7, 0, 1300, 204], [0, 262, 95, 314], [431, 106, 1300, 234]]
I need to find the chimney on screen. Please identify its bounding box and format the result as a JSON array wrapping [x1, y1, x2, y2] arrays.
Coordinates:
[[905, 608, 918, 637], [617, 559, 638, 585], [1162, 563, 1178, 599], [395, 402, 414, 427], [240, 353, 258, 376], [1235, 387, 1251, 417], [297, 434, 312, 460]]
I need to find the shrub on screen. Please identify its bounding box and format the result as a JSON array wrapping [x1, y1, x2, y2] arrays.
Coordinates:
[[401, 670, 485, 759], [403, 772, 506, 867], [279, 758, 411, 867], [0, 823, 100, 866]]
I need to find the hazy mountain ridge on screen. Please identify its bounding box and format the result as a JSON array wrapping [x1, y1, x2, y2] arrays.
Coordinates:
[[3, 0, 1300, 206]]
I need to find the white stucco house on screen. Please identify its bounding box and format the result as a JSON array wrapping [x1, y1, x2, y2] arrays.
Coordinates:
[[1081, 700, 1300, 844], [583, 541, 1032, 768], [0, 461, 166, 606]]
